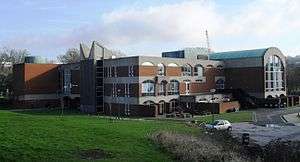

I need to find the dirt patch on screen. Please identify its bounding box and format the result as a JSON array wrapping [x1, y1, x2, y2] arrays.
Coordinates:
[[78, 148, 112, 160]]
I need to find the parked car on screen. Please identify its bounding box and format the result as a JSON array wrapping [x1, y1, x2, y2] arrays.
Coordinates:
[[205, 120, 232, 131]]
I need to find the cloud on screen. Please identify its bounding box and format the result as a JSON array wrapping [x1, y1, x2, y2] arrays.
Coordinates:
[[3, 0, 300, 56]]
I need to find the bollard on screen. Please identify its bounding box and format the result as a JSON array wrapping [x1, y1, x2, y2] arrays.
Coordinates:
[[242, 133, 250, 145]]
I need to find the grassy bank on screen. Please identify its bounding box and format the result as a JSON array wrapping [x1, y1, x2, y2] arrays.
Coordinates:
[[0, 110, 199, 161]]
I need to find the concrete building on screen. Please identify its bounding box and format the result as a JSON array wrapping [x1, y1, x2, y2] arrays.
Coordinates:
[[12, 42, 287, 116], [210, 47, 286, 99]]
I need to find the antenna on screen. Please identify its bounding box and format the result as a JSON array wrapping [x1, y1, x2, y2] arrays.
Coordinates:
[[205, 30, 211, 60]]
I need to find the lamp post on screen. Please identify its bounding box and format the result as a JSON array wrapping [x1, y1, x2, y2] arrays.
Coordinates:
[[210, 89, 216, 123]]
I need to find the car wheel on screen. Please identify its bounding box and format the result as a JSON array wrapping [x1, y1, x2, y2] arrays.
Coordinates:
[[227, 127, 232, 131]]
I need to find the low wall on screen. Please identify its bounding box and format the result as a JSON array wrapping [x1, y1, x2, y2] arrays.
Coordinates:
[[219, 101, 240, 113]]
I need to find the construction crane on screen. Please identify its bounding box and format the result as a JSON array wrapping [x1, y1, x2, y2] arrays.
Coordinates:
[[205, 30, 211, 60]]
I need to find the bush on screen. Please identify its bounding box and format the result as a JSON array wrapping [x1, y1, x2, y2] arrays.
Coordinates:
[[150, 131, 248, 162], [263, 139, 300, 162]]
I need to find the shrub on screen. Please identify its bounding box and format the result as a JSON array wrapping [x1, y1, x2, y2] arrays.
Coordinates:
[[150, 131, 248, 162], [263, 139, 300, 162]]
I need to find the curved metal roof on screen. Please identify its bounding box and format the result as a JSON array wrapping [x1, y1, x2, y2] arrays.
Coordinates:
[[210, 48, 268, 60]]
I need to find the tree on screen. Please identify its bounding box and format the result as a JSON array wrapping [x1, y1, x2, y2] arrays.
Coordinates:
[[57, 48, 80, 64], [0, 47, 30, 97]]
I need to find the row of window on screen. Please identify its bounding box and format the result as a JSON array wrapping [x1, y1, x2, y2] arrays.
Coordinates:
[[141, 78, 225, 96], [142, 80, 180, 96], [111, 83, 131, 97], [104, 65, 135, 78]]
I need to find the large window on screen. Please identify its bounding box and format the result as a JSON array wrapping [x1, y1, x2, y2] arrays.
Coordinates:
[[142, 80, 155, 96], [158, 81, 167, 96], [182, 64, 192, 76], [157, 63, 165, 76], [168, 80, 179, 95], [216, 79, 225, 89], [265, 55, 285, 92], [194, 64, 204, 76]]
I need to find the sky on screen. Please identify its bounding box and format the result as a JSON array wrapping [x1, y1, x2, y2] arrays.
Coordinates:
[[0, 0, 300, 60]]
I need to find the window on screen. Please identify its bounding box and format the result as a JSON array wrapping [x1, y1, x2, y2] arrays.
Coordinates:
[[142, 80, 155, 96], [112, 83, 116, 97], [114, 66, 117, 77], [216, 79, 225, 89], [108, 67, 112, 77], [125, 104, 130, 116], [194, 64, 204, 76], [168, 80, 179, 95], [157, 63, 165, 76], [125, 83, 130, 97], [265, 55, 285, 92], [158, 81, 167, 96], [182, 64, 192, 76], [128, 65, 134, 77], [141, 61, 154, 66], [167, 63, 178, 67], [206, 65, 214, 68]]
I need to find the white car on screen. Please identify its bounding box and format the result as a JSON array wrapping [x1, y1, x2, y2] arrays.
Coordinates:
[[205, 120, 232, 131]]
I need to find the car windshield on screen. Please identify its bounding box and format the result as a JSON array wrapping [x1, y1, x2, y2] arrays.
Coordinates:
[[212, 121, 220, 125]]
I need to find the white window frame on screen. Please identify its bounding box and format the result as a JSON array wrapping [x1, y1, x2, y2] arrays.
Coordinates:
[[125, 104, 130, 116], [128, 65, 134, 77]]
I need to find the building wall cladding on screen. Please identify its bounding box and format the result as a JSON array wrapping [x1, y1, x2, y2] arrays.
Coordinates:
[[80, 60, 96, 113], [225, 67, 264, 93], [12, 64, 25, 96], [71, 69, 80, 94]]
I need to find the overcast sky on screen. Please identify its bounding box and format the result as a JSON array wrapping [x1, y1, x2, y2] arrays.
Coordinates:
[[0, 0, 299, 59]]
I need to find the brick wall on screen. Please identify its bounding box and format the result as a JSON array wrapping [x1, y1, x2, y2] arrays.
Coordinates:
[[13, 64, 60, 95], [219, 101, 240, 113]]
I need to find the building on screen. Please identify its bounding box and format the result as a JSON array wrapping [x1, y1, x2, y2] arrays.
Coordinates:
[[12, 63, 60, 108], [12, 42, 287, 116], [210, 47, 286, 99]]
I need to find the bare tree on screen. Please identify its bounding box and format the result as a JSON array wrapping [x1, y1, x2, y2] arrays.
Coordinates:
[[57, 48, 80, 64], [0, 47, 30, 97]]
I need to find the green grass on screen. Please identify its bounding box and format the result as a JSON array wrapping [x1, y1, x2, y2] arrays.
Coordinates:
[[0, 109, 199, 162], [193, 111, 253, 124]]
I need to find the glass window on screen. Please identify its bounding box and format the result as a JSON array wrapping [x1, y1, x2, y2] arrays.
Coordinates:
[[194, 64, 204, 76], [182, 64, 192, 76], [265, 55, 285, 92], [158, 81, 167, 95], [216, 79, 225, 89], [168, 80, 179, 95], [142, 80, 155, 96]]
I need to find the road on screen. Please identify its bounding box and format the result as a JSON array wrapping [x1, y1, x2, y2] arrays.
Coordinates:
[[254, 107, 300, 126], [231, 107, 300, 146]]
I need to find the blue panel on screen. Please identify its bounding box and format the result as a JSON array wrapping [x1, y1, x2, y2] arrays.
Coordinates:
[[162, 50, 184, 58], [210, 48, 268, 60]]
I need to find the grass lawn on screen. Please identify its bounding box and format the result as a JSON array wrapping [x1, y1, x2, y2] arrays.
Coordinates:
[[0, 109, 199, 162], [193, 111, 253, 124]]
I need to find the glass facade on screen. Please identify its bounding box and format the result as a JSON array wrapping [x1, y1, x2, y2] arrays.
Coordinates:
[[265, 55, 285, 92]]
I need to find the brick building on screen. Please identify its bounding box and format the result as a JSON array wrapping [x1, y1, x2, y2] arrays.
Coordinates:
[[12, 42, 287, 116]]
